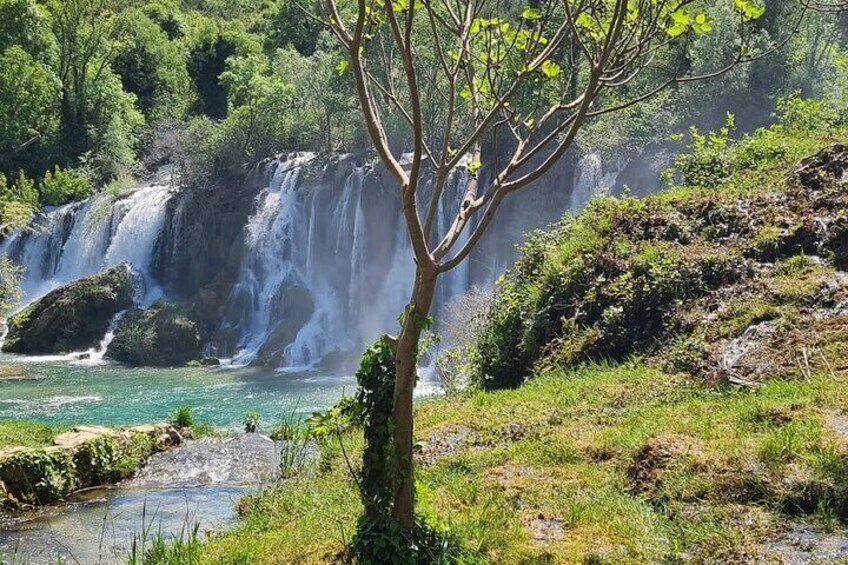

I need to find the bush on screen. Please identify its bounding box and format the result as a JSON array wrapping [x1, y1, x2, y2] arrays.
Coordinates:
[[474, 194, 748, 389], [663, 116, 735, 189], [39, 166, 93, 205], [352, 513, 465, 565]]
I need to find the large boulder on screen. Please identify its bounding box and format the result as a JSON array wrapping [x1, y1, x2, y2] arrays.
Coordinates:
[[255, 285, 314, 366], [2, 265, 135, 354], [105, 301, 202, 366]]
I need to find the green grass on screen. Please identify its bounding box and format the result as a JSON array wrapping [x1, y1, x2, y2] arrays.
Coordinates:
[[0, 421, 65, 448], [196, 363, 848, 564]]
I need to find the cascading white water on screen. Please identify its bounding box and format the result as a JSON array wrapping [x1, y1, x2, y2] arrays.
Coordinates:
[[0, 173, 174, 308], [570, 153, 619, 213], [221, 155, 486, 369], [2, 154, 584, 370]]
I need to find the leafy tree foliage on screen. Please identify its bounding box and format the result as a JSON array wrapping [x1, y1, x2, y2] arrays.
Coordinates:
[[0, 46, 60, 168], [265, 0, 322, 55], [112, 9, 190, 122]]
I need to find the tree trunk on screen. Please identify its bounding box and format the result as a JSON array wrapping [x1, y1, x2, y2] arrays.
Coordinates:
[[392, 265, 438, 531]]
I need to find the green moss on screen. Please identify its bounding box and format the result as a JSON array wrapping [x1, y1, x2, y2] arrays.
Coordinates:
[[106, 300, 202, 366], [1, 427, 164, 508], [716, 298, 781, 339]]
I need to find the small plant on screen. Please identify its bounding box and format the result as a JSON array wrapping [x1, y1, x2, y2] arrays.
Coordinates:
[[304, 395, 360, 441], [189, 422, 217, 439], [168, 407, 194, 429], [352, 513, 464, 564], [243, 410, 260, 433], [127, 501, 202, 565], [271, 406, 312, 479], [278, 426, 310, 480]]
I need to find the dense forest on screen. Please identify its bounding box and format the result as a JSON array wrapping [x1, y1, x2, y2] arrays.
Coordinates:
[[0, 0, 844, 313], [0, 0, 845, 206]]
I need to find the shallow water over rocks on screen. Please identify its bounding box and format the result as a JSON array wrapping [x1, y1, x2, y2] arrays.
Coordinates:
[[0, 435, 279, 564]]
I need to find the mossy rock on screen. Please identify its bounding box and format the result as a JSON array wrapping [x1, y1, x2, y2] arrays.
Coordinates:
[[0, 424, 179, 508], [105, 301, 202, 366], [2, 264, 135, 355]]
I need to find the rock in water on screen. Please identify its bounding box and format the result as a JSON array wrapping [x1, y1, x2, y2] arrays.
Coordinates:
[[255, 285, 314, 366], [105, 300, 202, 366], [2, 265, 135, 355]]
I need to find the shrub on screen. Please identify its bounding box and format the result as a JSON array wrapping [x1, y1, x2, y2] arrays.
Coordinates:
[[40, 166, 93, 206], [473, 194, 747, 389], [663, 116, 735, 189], [168, 407, 194, 429], [352, 512, 465, 565]]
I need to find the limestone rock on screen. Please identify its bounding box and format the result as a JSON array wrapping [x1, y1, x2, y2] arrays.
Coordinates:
[[53, 425, 115, 447], [106, 301, 202, 366], [2, 264, 135, 354]]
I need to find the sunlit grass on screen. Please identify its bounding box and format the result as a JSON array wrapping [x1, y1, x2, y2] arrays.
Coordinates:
[[0, 421, 66, 448], [196, 362, 848, 563]]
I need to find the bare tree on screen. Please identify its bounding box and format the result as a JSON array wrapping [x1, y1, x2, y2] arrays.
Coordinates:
[[317, 0, 802, 530]]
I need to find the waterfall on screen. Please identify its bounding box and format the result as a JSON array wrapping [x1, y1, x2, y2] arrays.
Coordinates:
[[0, 173, 175, 308], [1, 154, 581, 370], [570, 154, 619, 213], [220, 155, 489, 369]]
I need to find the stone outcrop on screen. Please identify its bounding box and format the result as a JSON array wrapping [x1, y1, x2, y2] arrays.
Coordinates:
[[0, 423, 181, 509], [2, 264, 135, 355], [795, 143, 848, 189], [255, 285, 314, 366], [105, 301, 202, 366]]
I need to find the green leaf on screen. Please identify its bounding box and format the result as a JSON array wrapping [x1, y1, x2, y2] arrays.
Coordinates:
[[468, 161, 482, 174], [521, 7, 542, 20], [576, 12, 594, 29], [671, 10, 691, 24], [336, 60, 348, 75], [666, 21, 688, 37], [540, 59, 561, 79], [734, 0, 766, 20]]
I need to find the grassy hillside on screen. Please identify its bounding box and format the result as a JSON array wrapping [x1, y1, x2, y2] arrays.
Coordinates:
[[168, 106, 848, 564]]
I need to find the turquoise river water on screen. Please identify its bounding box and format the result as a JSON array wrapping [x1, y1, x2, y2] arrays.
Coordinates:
[[0, 354, 355, 430], [0, 355, 357, 563]]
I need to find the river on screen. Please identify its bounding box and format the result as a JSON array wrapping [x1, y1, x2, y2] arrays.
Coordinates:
[[0, 356, 353, 564]]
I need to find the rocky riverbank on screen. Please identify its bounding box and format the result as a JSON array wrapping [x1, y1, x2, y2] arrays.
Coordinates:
[[0, 423, 181, 509]]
